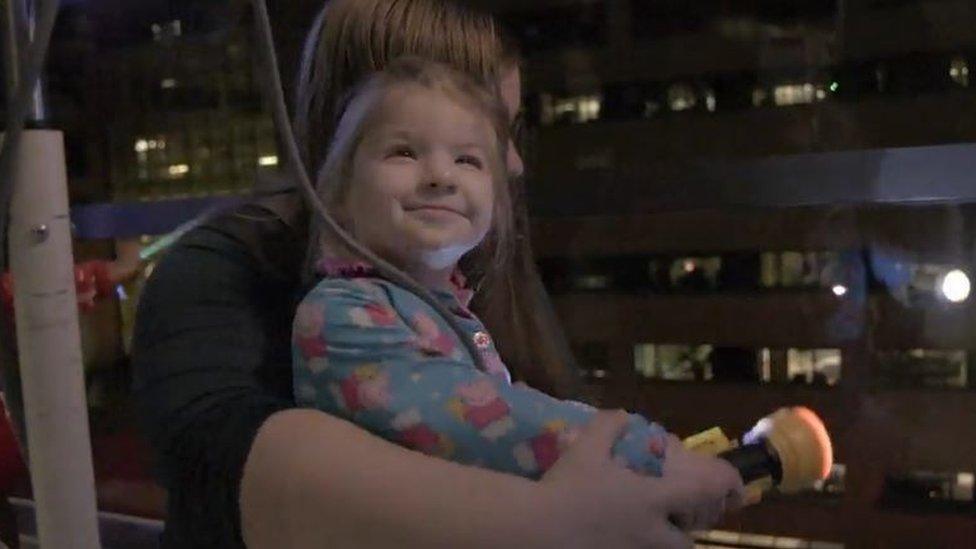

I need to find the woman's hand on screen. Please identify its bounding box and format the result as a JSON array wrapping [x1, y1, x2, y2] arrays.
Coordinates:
[[660, 433, 744, 531], [538, 411, 743, 549]]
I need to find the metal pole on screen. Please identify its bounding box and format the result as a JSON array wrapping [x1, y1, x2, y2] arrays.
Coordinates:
[[10, 131, 102, 548], [4, 0, 45, 121], [22, 0, 46, 122], [3, 0, 23, 96], [5, 0, 102, 545]]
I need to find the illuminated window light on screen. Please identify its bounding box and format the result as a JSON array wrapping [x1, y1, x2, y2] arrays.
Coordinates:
[[940, 269, 971, 303], [955, 472, 974, 501], [705, 91, 717, 112], [829, 81, 839, 92], [581, 97, 602, 121], [832, 284, 848, 297], [950, 56, 970, 87], [134, 139, 149, 153], [575, 275, 609, 290], [548, 95, 601, 123], [258, 155, 279, 167], [168, 164, 190, 177], [161, 78, 178, 89], [774, 83, 818, 106], [752, 87, 768, 107], [553, 101, 576, 116], [667, 83, 696, 112]]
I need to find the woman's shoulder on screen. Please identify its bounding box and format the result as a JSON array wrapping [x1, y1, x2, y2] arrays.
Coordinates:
[[165, 192, 307, 283]]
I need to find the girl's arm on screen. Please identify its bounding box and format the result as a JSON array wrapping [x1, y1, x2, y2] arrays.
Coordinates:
[[293, 279, 668, 478]]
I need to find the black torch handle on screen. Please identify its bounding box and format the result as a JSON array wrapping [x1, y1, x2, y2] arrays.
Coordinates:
[[718, 443, 783, 485]]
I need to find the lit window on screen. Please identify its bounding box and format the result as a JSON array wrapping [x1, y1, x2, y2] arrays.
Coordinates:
[[168, 164, 190, 177], [752, 87, 768, 107], [634, 344, 714, 381], [787, 349, 841, 386], [152, 19, 183, 41], [773, 83, 824, 106], [541, 94, 602, 124], [258, 155, 279, 167], [134, 139, 149, 153], [704, 89, 717, 112], [760, 252, 780, 287], [575, 274, 609, 290], [955, 472, 974, 502], [950, 56, 969, 87], [778, 251, 833, 288], [573, 95, 602, 122], [643, 100, 661, 118], [669, 256, 721, 290], [161, 78, 178, 89], [667, 83, 696, 111], [876, 349, 968, 389]]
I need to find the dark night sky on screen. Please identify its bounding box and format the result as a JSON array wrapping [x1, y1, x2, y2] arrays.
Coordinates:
[[60, 0, 238, 48]]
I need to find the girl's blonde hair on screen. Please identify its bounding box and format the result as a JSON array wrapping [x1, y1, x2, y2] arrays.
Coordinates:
[[294, 0, 510, 177], [311, 58, 514, 284]]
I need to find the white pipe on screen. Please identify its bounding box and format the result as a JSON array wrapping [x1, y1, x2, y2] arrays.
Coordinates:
[[9, 129, 101, 547]]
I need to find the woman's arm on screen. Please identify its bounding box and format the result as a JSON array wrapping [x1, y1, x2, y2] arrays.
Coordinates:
[[131, 209, 302, 547], [241, 409, 712, 549], [240, 408, 543, 548]]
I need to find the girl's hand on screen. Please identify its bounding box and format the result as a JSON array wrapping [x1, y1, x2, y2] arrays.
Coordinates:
[[538, 411, 741, 549]]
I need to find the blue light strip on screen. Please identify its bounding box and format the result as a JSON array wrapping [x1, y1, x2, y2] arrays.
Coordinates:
[[70, 195, 247, 240]]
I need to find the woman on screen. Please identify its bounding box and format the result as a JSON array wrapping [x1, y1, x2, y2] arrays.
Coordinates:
[[131, 1, 741, 547]]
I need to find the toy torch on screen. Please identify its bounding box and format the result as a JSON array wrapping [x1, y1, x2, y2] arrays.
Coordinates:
[[684, 407, 833, 503]]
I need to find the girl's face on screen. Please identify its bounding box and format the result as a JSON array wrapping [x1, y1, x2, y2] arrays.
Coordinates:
[[342, 84, 500, 278]]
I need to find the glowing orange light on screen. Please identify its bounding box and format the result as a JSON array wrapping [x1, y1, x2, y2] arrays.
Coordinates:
[[793, 406, 833, 480]]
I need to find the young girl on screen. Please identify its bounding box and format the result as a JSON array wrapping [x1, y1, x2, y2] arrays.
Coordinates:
[[292, 58, 727, 482]]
